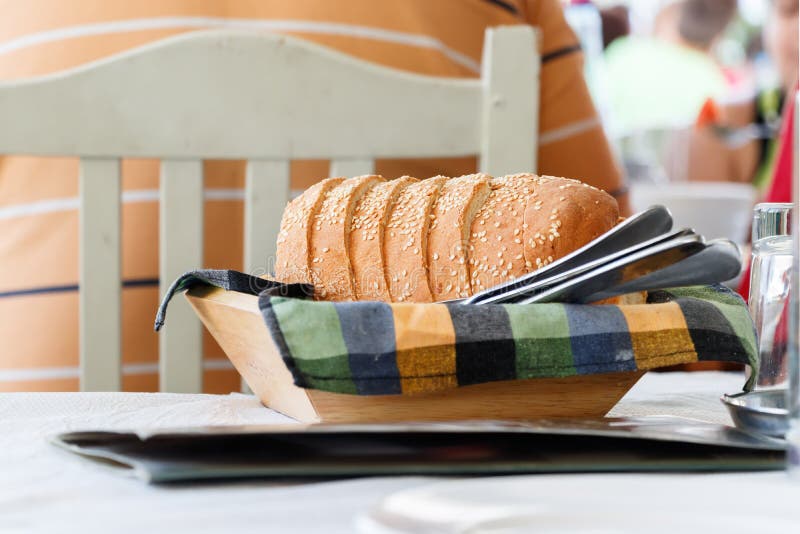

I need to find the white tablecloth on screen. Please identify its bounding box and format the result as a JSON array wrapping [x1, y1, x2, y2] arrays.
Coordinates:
[[1, 372, 798, 533]]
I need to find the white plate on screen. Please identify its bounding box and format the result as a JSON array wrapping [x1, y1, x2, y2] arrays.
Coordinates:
[[357, 473, 800, 533]]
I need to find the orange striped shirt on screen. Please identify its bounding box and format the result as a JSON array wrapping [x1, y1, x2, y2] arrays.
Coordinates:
[[0, 0, 627, 392]]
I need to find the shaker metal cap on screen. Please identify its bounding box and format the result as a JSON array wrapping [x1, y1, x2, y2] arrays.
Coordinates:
[[753, 203, 792, 241]]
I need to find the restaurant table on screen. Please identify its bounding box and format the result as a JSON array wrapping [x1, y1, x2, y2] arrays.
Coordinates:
[[2, 371, 799, 533]]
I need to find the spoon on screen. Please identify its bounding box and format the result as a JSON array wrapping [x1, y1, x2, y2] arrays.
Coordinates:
[[463, 205, 674, 305], [519, 233, 708, 304], [581, 239, 742, 303], [466, 227, 696, 306]]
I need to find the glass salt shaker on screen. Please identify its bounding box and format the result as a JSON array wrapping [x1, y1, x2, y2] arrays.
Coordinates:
[[748, 203, 792, 389]]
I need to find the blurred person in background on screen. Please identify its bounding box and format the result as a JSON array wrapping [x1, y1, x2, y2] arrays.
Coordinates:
[[735, 0, 798, 301], [603, 0, 738, 136], [687, 0, 798, 188], [0, 0, 627, 392], [599, 4, 631, 49]]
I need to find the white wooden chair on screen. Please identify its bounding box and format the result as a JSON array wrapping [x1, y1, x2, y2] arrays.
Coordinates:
[[0, 27, 540, 392]]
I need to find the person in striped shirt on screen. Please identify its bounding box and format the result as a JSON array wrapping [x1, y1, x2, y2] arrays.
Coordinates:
[[0, 0, 628, 392]]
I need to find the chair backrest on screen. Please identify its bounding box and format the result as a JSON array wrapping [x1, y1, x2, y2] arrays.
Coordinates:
[[0, 27, 540, 392]]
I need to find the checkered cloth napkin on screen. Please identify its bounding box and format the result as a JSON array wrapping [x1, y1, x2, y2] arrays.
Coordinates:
[[156, 270, 758, 396]]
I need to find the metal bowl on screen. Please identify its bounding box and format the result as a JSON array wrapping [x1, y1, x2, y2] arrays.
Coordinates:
[[721, 390, 788, 438]]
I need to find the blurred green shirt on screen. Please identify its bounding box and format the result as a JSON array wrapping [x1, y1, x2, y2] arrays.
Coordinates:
[[603, 36, 727, 136]]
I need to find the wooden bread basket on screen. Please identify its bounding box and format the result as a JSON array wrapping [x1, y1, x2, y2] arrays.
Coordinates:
[[187, 285, 644, 423]]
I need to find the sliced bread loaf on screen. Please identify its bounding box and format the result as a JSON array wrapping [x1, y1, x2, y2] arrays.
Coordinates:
[[310, 175, 383, 301], [350, 176, 418, 302], [384, 176, 447, 303], [275, 177, 344, 284], [427, 174, 492, 301]]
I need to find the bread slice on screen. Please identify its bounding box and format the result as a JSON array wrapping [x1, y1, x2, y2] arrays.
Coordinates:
[[384, 176, 447, 303], [310, 175, 383, 301], [275, 177, 345, 284], [350, 176, 418, 301], [427, 174, 492, 301], [468, 174, 536, 293], [523, 175, 619, 272]]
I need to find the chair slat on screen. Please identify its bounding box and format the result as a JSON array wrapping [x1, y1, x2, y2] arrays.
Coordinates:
[[159, 159, 204, 393], [242, 160, 290, 393], [79, 158, 122, 391], [479, 27, 540, 176], [329, 159, 375, 178], [245, 160, 290, 277]]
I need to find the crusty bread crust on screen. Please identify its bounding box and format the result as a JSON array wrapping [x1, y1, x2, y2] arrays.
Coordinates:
[[310, 175, 383, 301], [384, 176, 447, 303], [427, 174, 491, 301], [275, 177, 344, 284], [523, 175, 619, 272], [468, 174, 536, 293], [350, 176, 418, 301]]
